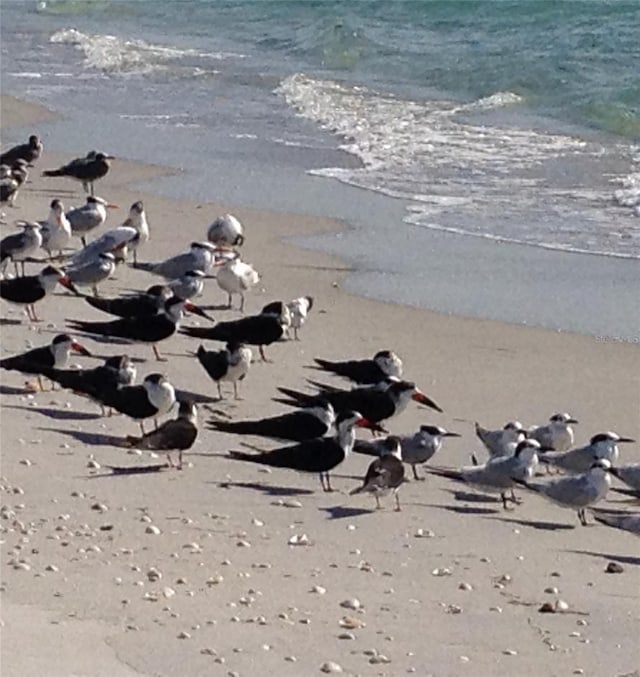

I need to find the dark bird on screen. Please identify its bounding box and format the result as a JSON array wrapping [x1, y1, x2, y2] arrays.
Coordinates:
[[43, 151, 114, 195], [227, 409, 371, 492], [125, 399, 198, 468], [310, 349, 403, 385], [83, 285, 171, 318], [196, 342, 252, 399], [0, 333, 92, 390], [0, 265, 78, 322], [1, 134, 43, 166], [209, 401, 337, 442], [181, 301, 288, 361], [350, 436, 406, 510], [68, 296, 212, 361], [1, 221, 42, 276], [274, 379, 442, 426], [95, 373, 176, 434]]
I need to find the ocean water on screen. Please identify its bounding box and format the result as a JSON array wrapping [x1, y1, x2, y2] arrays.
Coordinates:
[[1, 0, 639, 335]]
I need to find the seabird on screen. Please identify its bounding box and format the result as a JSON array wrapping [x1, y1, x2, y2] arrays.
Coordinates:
[[528, 412, 578, 451], [228, 409, 371, 492], [167, 270, 205, 301], [310, 350, 403, 385], [427, 439, 540, 509], [286, 296, 313, 340], [65, 252, 116, 296], [43, 151, 114, 195], [66, 196, 118, 246], [83, 284, 171, 318], [0, 333, 91, 390], [514, 459, 612, 526], [125, 399, 198, 468], [1, 221, 43, 276], [1, 160, 29, 210], [68, 296, 212, 360], [67, 225, 139, 269], [134, 241, 221, 279], [1, 135, 43, 166], [195, 342, 252, 399], [350, 436, 406, 510], [275, 378, 443, 426], [181, 301, 289, 361], [0, 265, 77, 322], [354, 424, 460, 480], [207, 213, 244, 247], [474, 420, 526, 458], [216, 253, 259, 311], [118, 200, 149, 264], [95, 373, 176, 434], [590, 508, 640, 536], [40, 199, 72, 259], [539, 432, 635, 474]]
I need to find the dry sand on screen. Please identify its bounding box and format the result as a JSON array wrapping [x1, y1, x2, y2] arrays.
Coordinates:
[[1, 96, 639, 677]]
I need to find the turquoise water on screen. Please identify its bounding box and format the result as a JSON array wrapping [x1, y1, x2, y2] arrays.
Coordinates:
[[1, 0, 639, 336]]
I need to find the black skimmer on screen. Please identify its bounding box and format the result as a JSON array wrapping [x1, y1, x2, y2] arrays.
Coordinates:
[[134, 241, 221, 279], [0, 333, 92, 390], [38, 355, 136, 413], [538, 432, 635, 474], [96, 373, 176, 434], [528, 413, 578, 451], [207, 213, 244, 247], [43, 152, 114, 195], [125, 399, 198, 468], [215, 253, 259, 311], [66, 196, 118, 246], [1, 134, 43, 166], [0, 265, 78, 322], [68, 296, 212, 361], [196, 342, 252, 399], [83, 285, 171, 318], [350, 436, 406, 510], [40, 199, 72, 259], [209, 401, 337, 442], [181, 301, 288, 361], [1, 222, 43, 276], [353, 424, 460, 480], [310, 350, 403, 385], [275, 379, 442, 426], [286, 296, 313, 340], [474, 420, 526, 458], [228, 409, 371, 492]]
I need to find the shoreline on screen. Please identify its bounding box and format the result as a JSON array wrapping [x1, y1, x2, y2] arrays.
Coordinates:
[[1, 95, 639, 677]]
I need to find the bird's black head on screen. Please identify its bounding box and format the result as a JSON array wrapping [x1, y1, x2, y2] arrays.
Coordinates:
[[144, 373, 165, 385], [52, 334, 73, 345], [374, 350, 394, 360], [41, 265, 64, 278], [261, 301, 285, 316], [29, 135, 40, 146], [95, 152, 114, 161], [104, 355, 127, 369], [178, 398, 197, 418], [131, 200, 144, 212], [50, 198, 63, 209], [146, 284, 170, 297]]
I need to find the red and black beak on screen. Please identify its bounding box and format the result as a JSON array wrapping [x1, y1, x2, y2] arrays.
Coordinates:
[[412, 388, 443, 413], [71, 340, 92, 357], [359, 418, 387, 434], [184, 301, 215, 322], [58, 276, 82, 296]]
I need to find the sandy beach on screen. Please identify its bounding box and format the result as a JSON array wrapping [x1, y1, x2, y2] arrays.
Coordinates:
[[1, 96, 639, 677]]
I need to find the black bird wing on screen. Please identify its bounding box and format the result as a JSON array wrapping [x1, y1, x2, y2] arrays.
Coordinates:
[[228, 437, 343, 473], [353, 439, 387, 457], [1, 144, 29, 166], [0, 275, 44, 304], [0, 232, 27, 259], [312, 358, 382, 384], [209, 410, 329, 442], [68, 315, 174, 342], [182, 315, 282, 345], [0, 345, 52, 373], [126, 418, 198, 451], [98, 384, 156, 418], [85, 294, 159, 318], [37, 365, 122, 399], [196, 345, 229, 381], [362, 455, 405, 489]]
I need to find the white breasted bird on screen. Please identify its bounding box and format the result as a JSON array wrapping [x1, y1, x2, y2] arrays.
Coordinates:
[[539, 431, 635, 474], [475, 419, 526, 458], [528, 412, 578, 451]]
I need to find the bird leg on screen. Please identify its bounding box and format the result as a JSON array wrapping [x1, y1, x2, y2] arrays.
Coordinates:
[[239, 294, 245, 313], [394, 492, 402, 512], [177, 450, 183, 470], [92, 284, 99, 297], [375, 495, 381, 510], [578, 508, 588, 526], [36, 375, 45, 392], [412, 465, 423, 481], [233, 381, 242, 401], [217, 382, 224, 400], [139, 421, 146, 436], [324, 473, 334, 492], [226, 293, 232, 309], [258, 345, 272, 363], [81, 235, 88, 247], [501, 492, 515, 511], [509, 489, 522, 504], [154, 418, 160, 430], [152, 345, 167, 362]]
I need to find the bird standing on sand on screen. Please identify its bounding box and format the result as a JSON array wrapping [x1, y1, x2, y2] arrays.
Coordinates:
[[514, 459, 612, 526], [528, 412, 578, 451], [0, 333, 92, 390], [118, 200, 149, 264], [65, 252, 117, 296], [83, 285, 171, 319], [351, 435, 406, 510], [66, 196, 118, 246], [539, 431, 635, 474], [196, 342, 252, 399], [207, 213, 244, 246], [1, 160, 30, 210], [43, 151, 114, 195], [311, 350, 403, 385], [0, 265, 76, 322], [1, 222, 42, 276], [475, 420, 525, 458], [354, 424, 460, 480], [135, 241, 221, 279], [228, 410, 372, 492], [125, 399, 198, 469], [40, 199, 72, 259], [216, 253, 259, 311], [1, 134, 43, 166], [286, 296, 313, 340]]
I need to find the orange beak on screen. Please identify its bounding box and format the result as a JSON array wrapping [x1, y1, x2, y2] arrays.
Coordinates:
[[71, 340, 92, 357], [59, 276, 81, 296], [412, 389, 443, 413], [184, 300, 215, 322]]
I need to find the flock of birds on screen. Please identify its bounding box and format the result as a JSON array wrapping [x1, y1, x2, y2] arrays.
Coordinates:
[[0, 134, 639, 540]]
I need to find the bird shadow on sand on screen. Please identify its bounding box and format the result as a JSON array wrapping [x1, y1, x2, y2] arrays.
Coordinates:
[[37, 426, 126, 447], [320, 505, 375, 520], [212, 480, 315, 497], [3, 404, 101, 421], [426, 503, 500, 516], [0, 384, 30, 396], [0, 318, 22, 327], [565, 549, 640, 567], [446, 489, 501, 504], [85, 463, 175, 479], [490, 516, 575, 532]]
